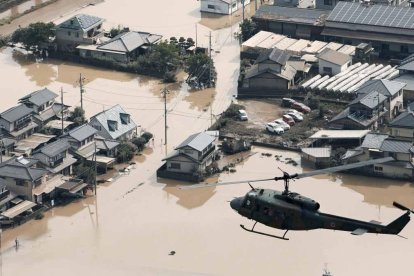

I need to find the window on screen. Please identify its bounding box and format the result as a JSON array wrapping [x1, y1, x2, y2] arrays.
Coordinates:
[[374, 166, 383, 172], [323, 67, 332, 75], [170, 163, 181, 169], [68, 31, 71, 36], [401, 45, 409, 54], [16, 179, 25, 186], [324, 0, 333, 5], [207, 4, 215, 9], [102, 52, 106, 56], [76, 32, 80, 38], [70, 19, 74, 25]]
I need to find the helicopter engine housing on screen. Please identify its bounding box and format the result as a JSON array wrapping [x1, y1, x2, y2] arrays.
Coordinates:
[[289, 194, 320, 211]]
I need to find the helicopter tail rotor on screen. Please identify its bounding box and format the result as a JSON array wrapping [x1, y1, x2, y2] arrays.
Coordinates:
[[393, 202, 414, 214]]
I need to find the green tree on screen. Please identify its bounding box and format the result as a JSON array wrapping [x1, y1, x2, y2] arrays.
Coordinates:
[[109, 25, 129, 37], [239, 19, 257, 42], [117, 142, 137, 163], [73, 162, 95, 184], [131, 137, 147, 151], [185, 53, 217, 87], [71, 106, 87, 127], [11, 22, 55, 49], [0, 35, 9, 47], [137, 41, 180, 75]]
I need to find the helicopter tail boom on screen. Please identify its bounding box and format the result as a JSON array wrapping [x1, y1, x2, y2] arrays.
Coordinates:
[[385, 212, 411, 235]]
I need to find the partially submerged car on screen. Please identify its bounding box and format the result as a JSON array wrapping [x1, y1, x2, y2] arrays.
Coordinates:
[[266, 122, 284, 135]]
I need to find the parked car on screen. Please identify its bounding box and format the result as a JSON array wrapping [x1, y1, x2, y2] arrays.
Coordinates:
[[266, 123, 284, 135], [287, 112, 303, 122], [282, 114, 295, 126], [238, 109, 248, 121], [292, 102, 311, 114], [282, 98, 296, 107], [287, 109, 304, 116], [274, 119, 290, 130]]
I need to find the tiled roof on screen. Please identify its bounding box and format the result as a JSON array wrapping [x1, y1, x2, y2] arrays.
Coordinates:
[[389, 111, 414, 128], [361, 133, 389, 149], [97, 31, 162, 53], [0, 157, 48, 181], [380, 139, 414, 153], [176, 132, 215, 152], [357, 79, 406, 97], [19, 88, 57, 106], [244, 64, 296, 81], [349, 91, 387, 109], [35, 139, 70, 157], [67, 124, 97, 142], [254, 5, 329, 26], [59, 14, 104, 31], [256, 48, 290, 65], [0, 104, 32, 122], [90, 105, 137, 140]]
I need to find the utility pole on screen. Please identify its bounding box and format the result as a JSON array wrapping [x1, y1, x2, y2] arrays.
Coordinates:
[[195, 23, 198, 48], [94, 141, 97, 195], [60, 87, 64, 134], [162, 84, 169, 145], [79, 73, 85, 110], [208, 31, 212, 88]]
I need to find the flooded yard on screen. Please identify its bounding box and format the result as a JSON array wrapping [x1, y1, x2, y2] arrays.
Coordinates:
[[0, 1, 413, 276]]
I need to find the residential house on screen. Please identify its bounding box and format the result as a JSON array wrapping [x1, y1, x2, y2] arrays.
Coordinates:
[[318, 48, 351, 75], [0, 156, 48, 202], [322, 2, 414, 57], [77, 31, 162, 63], [0, 104, 35, 141], [253, 5, 330, 40], [342, 133, 414, 180], [200, 0, 250, 15], [89, 105, 137, 141], [32, 139, 77, 176], [95, 136, 119, 157], [0, 178, 15, 212], [389, 108, 414, 140], [0, 137, 16, 157], [158, 132, 217, 182], [55, 14, 105, 52], [329, 79, 406, 129], [18, 88, 70, 128], [64, 124, 97, 160], [242, 48, 297, 93], [395, 54, 414, 103]]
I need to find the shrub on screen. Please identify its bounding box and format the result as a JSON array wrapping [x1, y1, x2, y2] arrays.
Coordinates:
[[117, 142, 137, 163], [141, 132, 153, 143], [131, 137, 147, 151]]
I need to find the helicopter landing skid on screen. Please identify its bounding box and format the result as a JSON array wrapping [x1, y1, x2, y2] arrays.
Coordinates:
[[240, 224, 289, 240]]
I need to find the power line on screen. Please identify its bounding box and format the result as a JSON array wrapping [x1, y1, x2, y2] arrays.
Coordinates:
[[84, 86, 160, 99]]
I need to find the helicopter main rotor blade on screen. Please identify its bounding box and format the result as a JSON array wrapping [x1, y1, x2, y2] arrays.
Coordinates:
[[179, 177, 276, 189], [296, 157, 394, 179]]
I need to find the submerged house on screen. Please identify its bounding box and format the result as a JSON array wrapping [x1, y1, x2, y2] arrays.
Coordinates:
[[18, 88, 70, 128], [342, 133, 414, 180], [0, 104, 35, 141], [200, 0, 251, 15], [242, 48, 297, 93], [89, 105, 138, 141], [157, 132, 217, 182], [77, 31, 162, 63], [32, 139, 77, 176], [55, 14, 105, 52]]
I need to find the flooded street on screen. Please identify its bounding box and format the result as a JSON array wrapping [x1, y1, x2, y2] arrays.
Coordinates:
[[0, 1, 414, 275]]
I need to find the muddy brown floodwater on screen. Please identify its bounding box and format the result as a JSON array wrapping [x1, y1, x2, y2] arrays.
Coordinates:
[[0, 1, 414, 275]]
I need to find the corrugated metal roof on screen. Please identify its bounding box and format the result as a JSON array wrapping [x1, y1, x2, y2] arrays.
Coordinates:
[[318, 48, 351, 66], [1, 200, 36, 219], [254, 5, 329, 26], [67, 124, 97, 142], [380, 139, 414, 153], [361, 133, 389, 149], [256, 48, 290, 65], [90, 105, 137, 140], [310, 130, 370, 139], [302, 147, 331, 158], [241, 31, 274, 48], [19, 88, 57, 106], [176, 132, 215, 152], [0, 104, 33, 122]]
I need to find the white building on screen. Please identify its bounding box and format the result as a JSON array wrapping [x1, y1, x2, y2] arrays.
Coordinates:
[[318, 48, 351, 75], [200, 0, 251, 15]]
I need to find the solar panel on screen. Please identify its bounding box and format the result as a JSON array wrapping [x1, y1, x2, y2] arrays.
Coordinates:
[[327, 2, 414, 30]]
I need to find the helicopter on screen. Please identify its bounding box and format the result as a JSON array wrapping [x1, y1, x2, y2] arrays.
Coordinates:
[[181, 157, 413, 240]]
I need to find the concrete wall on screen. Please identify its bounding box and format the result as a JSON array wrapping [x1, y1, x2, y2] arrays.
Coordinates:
[[179, 147, 200, 161], [319, 59, 349, 75], [3, 177, 33, 201], [79, 48, 129, 63], [388, 91, 404, 119], [375, 164, 413, 180], [246, 74, 289, 90], [166, 160, 198, 174]]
